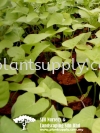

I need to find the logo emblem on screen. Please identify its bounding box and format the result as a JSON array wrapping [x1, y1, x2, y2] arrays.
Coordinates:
[[13, 115, 36, 130]]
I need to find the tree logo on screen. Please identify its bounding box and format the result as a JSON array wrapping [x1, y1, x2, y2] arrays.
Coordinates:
[[13, 115, 36, 130]]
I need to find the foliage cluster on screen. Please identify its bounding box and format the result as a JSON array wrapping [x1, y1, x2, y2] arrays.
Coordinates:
[[0, 0, 100, 133]]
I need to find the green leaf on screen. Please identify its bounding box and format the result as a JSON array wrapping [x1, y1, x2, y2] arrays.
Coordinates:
[[91, 8, 100, 14], [62, 33, 89, 49], [12, 7, 29, 14], [39, 76, 62, 90], [19, 60, 36, 75], [27, 120, 42, 133], [78, 6, 92, 15], [4, 9, 18, 25], [63, 58, 71, 65], [24, 33, 51, 44], [0, 76, 3, 81], [5, 31, 21, 43], [66, 96, 80, 103], [6, 74, 24, 82], [47, 13, 72, 27], [75, 65, 88, 77], [16, 16, 26, 23], [40, 12, 49, 19], [42, 106, 64, 133], [37, 0, 52, 3], [21, 44, 32, 54], [37, 78, 44, 84], [63, 107, 73, 118], [41, 106, 67, 133], [84, 70, 97, 82], [26, 12, 38, 22], [0, 65, 17, 75], [41, 27, 55, 36], [0, 81, 9, 108], [84, 85, 92, 98], [72, 24, 95, 30], [38, 81, 67, 105], [78, 9, 90, 18], [44, 105, 59, 119], [77, 32, 91, 45], [47, 13, 64, 27], [56, 27, 68, 34], [47, 6, 58, 13], [95, 106, 100, 118], [92, 118, 100, 133], [0, 119, 2, 133], [83, 47, 100, 63], [55, 50, 71, 59], [5, 26, 24, 35], [26, 42, 49, 62], [11, 92, 49, 118], [47, 56, 62, 71], [7, 47, 25, 62], [39, 83, 51, 97], [75, 49, 89, 62], [0, 116, 28, 133], [0, 40, 13, 53], [68, 106, 96, 129], [96, 30, 100, 38], [57, 111, 63, 117], [16, 16, 27, 23], [76, 44, 92, 50], [9, 78, 45, 94], [24, 0, 52, 3], [5, 27, 24, 42], [88, 38, 100, 47], [62, 13, 72, 25], [50, 88, 67, 105], [27, 106, 59, 133], [0, 0, 8, 7]]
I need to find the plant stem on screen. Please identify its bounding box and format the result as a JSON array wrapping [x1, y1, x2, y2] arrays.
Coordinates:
[[34, 73, 40, 78], [70, 69, 83, 95], [93, 82, 97, 105], [80, 100, 85, 108]]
